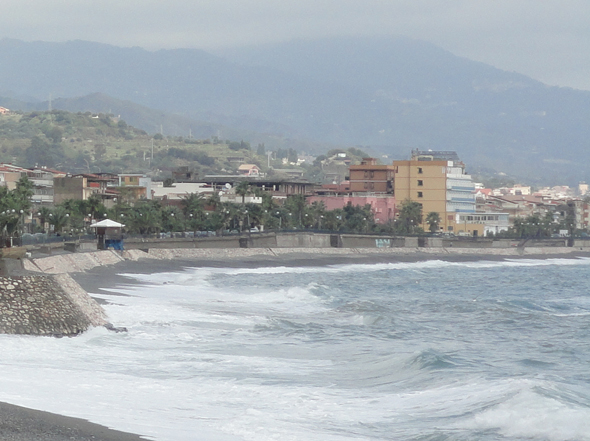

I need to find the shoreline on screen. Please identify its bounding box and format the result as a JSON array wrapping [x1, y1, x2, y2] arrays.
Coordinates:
[[5, 246, 590, 440], [71, 247, 590, 295]]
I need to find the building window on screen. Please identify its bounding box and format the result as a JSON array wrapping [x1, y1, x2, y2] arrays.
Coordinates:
[[418, 167, 423, 174], [417, 192, 423, 198], [417, 180, 423, 186]]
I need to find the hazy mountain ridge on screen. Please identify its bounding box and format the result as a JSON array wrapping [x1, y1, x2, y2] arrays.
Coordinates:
[[1, 37, 590, 184]]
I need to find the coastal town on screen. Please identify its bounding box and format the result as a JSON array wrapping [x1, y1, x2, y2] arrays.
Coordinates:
[[0, 107, 588, 245], [0, 107, 590, 246], [4, 7, 590, 441]]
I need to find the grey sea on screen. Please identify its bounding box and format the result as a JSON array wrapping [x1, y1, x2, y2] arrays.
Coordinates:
[[1, 256, 590, 440]]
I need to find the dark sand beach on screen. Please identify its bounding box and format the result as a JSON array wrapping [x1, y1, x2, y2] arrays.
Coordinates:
[[0, 402, 147, 441], [3, 248, 590, 440], [72, 249, 590, 295]]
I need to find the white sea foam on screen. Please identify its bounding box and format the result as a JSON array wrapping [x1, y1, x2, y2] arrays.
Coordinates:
[[1, 258, 589, 440], [462, 381, 590, 440], [126, 256, 590, 278]]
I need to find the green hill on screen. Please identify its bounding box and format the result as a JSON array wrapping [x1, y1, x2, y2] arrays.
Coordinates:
[[0, 110, 266, 177]]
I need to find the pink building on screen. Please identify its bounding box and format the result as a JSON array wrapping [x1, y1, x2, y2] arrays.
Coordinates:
[[308, 194, 397, 224]]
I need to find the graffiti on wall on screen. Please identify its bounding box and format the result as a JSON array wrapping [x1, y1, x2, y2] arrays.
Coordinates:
[[375, 238, 391, 248]]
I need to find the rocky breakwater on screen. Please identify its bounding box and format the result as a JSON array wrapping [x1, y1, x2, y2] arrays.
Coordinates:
[[0, 273, 108, 336]]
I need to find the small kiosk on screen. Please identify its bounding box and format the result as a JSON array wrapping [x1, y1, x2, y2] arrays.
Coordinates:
[[90, 219, 125, 250]]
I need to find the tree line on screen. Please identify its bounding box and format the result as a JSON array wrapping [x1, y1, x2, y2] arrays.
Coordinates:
[[2, 178, 580, 239]]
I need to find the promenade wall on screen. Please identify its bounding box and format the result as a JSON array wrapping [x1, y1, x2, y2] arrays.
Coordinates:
[[118, 233, 573, 251]]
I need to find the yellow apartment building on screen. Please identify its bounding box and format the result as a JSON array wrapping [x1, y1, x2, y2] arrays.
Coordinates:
[[392, 151, 483, 235], [392, 159, 451, 230]]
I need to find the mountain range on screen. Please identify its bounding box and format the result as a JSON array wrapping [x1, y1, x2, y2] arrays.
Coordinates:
[[1, 36, 589, 185]]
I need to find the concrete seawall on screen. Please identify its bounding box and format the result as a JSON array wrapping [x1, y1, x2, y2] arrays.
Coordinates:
[[0, 273, 108, 336]]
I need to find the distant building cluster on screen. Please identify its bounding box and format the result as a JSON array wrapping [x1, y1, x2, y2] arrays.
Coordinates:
[[1, 147, 589, 236]]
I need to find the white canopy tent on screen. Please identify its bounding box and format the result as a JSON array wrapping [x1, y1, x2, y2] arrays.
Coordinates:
[[89, 219, 125, 228]]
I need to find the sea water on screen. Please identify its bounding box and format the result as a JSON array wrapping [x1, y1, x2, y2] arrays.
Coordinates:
[[1, 257, 590, 440]]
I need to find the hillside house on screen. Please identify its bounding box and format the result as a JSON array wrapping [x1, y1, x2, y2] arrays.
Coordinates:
[[237, 164, 260, 176]]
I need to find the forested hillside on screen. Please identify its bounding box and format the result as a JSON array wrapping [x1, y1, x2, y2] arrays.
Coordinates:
[[0, 110, 256, 176], [0, 109, 369, 181]]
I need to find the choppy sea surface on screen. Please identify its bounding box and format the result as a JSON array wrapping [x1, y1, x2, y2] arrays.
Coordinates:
[[1, 257, 590, 440]]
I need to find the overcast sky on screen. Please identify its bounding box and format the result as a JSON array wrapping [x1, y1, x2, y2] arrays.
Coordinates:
[[2, 0, 590, 90]]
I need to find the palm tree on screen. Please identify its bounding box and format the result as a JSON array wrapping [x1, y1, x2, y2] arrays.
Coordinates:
[[397, 199, 423, 235], [85, 194, 106, 219], [37, 207, 53, 233], [128, 204, 161, 235], [181, 193, 205, 217], [206, 192, 221, 211], [235, 181, 251, 204], [283, 194, 306, 228], [49, 207, 69, 235], [426, 212, 442, 233]]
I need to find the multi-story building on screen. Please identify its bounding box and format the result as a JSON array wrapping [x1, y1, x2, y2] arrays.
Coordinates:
[[116, 173, 152, 202], [27, 166, 66, 205], [390, 150, 515, 236], [348, 158, 395, 193], [53, 174, 118, 206], [392, 150, 477, 233], [311, 158, 397, 223], [0, 165, 26, 190]]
